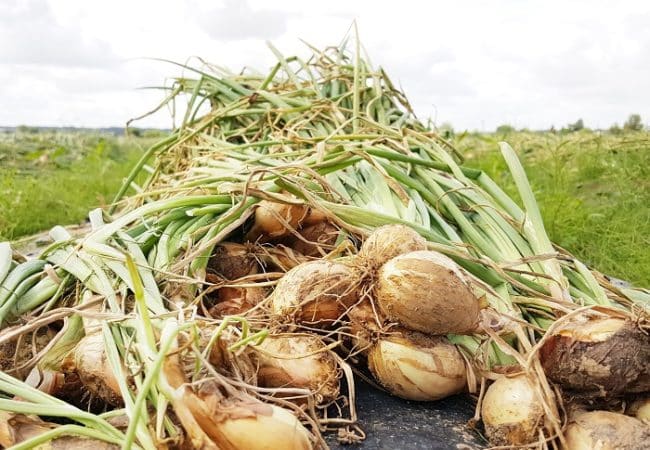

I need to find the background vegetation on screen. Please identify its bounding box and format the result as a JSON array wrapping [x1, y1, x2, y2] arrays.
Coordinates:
[[459, 129, 649, 286], [1, 124, 648, 286], [0, 129, 153, 240]]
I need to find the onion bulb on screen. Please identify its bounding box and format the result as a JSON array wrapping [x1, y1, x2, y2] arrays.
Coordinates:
[[285, 222, 342, 257], [251, 200, 309, 239], [481, 374, 545, 447], [253, 335, 339, 403], [71, 333, 122, 406], [346, 299, 383, 354], [367, 331, 466, 401], [207, 242, 259, 280], [565, 410, 650, 450], [626, 397, 650, 422], [539, 316, 650, 396], [303, 207, 327, 226], [206, 242, 265, 317], [375, 250, 479, 334], [271, 260, 359, 325], [186, 392, 314, 450], [359, 224, 426, 268], [0, 411, 118, 449], [209, 285, 267, 317], [212, 402, 313, 450]]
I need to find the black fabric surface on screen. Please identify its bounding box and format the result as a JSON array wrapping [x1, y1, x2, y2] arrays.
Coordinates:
[[326, 382, 486, 449]]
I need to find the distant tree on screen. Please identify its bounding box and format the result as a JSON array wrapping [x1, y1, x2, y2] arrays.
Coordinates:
[[496, 124, 515, 134], [623, 114, 643, 131], [16, 125, 39, 134], [566, 119, 584, 132], [549, 125, 557, 134], [609, 123, 623, 135]]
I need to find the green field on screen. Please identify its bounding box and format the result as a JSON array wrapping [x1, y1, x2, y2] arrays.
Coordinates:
[[457, 130, 650, 286], [0, 130, 150, 240], [1, 129, 648, 286]]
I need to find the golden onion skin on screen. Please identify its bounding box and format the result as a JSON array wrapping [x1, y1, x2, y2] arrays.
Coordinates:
[[209, 286, 266, 317], [565, 410, 650, 450], [271, 260, 359, 325], [217, 404, 313, 450], [481, 375, 544, 447], [539, 316, 650, 396], [367, 331, 466, 401], [0, 412, 119, 449], [375, 250, 479, 334], [284, 222, 342, 257], [72, 333, 123, 407], [254, 335, 339, 404], [359, 224, 426, 268], [253, 201, 309, 239]]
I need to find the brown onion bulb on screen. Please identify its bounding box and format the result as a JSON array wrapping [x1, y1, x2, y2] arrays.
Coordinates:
[[73, 333, 122, 406], [539, 316, 650, 396], [375, 250, 479, 334], [252, 200, 309, 239], [302, 208, 327, 226], [209, 286, 267, 317], [207, 242, 259, 280], [285, 222, 342, 257], [565, 410, 650, 450], [481, 374, 545, 447], [359, 224, 426, 268], [254, 335, 339, 403], [367, 331, 466, 401], [271, 260, 359, 325], [346, 299, 384, 354]]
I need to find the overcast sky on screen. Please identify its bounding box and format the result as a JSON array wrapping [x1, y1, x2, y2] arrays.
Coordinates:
[[1, 0, 649, 131]]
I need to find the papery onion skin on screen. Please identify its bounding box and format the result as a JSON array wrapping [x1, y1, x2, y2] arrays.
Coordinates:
[[209, 286, 267, 317], [346, 299, 383, 354], [253, 201, 309, 239], [72, 333, 123, 407], [285, 222, 342, 257], [375, 250, 479, 334], [254, 335, 339, 404], [207, 242, 259, 281], [271, 260, 359, 325], [359, 224, 426, 268], [481, 374, 544, 447], [0, 411, 119, 450], [303, 208, 327, 226], [626, 397, 650, 422], [216, 403, 313, 450], [189, 393, 314, 450], [367, 331, 466, 401], [539, 316, 650, 396], [565, 410, 650, 450]]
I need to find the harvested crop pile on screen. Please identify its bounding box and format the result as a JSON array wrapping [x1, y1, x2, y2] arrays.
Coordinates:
[[0, 36, 648, 449]]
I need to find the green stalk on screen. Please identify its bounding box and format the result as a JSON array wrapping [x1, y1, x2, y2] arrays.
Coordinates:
[[0, 242, 11, 285]]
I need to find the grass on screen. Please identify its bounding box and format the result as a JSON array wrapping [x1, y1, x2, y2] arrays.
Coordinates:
[[1, 128, 648, 287], [458, 130, 650, 287], [0, 130, 151, 240]]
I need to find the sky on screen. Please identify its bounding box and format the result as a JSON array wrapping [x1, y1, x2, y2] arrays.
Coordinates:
[[1, 0, 649, 131]]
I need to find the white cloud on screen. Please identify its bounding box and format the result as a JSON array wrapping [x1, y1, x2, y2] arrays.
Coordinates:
[[194, 0, 291, 40], [0, 0, 649, 130], [0, 0, 117, 68]]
